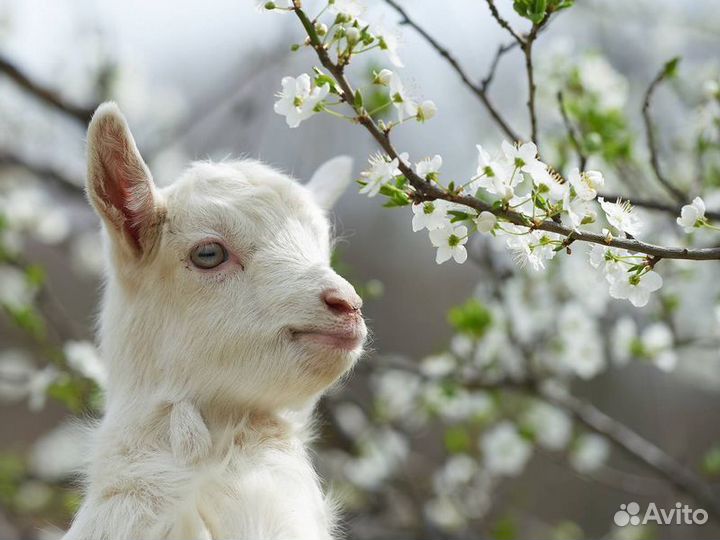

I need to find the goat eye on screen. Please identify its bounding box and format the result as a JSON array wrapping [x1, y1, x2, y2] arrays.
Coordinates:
[[190, 242, 228, 269]]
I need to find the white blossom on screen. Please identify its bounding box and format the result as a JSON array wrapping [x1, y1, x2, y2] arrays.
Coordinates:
[[677, 196, 706, 233], [429, 224, 468, 264], [570, 434, 610, 473], [334, 402, 369, 438], [480, 421, 532, 477], [556, 303, 605, 379], [533, 168, 568, 202], [501, 140, 546, 178], [274, 74, 330, 128], [641, 322, 676, 371], [0, 265, 34, 309], [329, 0, 365, 19], [569, 168, 604, 201], [415, 155, 442, 179], [522, 402, 573, 451], [359, 152, 403, 197], [425, 497, 466, 531], [450, 334, 474, 357], [611, 316, 637, 366], [64, 340, 106, 387], [27, 366, 58, 411], [344, 427, 408, 489], [433, 454, 477, 494], [577, 54, 628, 110], [374, 68, 393, 86], [474, 145, 516, 199], [34, 208, 70, 244], [377, 28, 403, 67], [388, 72, 417, 119], [599, 197, 643, 236], [412, 200, 450, 232], [417, 100, 437, 122], [563, 192, 597, 228], [372, 368, 422, 419], [0, 349, 34, 402], [504, 229, 559, 271], [609, 270, 663, 308], [420, 353, 456, 378]]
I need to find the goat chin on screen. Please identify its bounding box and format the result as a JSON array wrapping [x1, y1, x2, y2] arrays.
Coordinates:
[[63, 102, 364, 540]]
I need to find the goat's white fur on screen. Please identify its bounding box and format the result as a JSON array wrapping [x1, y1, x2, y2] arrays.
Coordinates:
[[63, 102, 365, 540]]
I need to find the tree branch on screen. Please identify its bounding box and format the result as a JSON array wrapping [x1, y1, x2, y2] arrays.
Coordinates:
[[0, 54, 96, 124], [642, 62, 687, 203], [375, 352, 720, 520], [293, 3, 720, 262], [557, 90, 588, 170], [540, 387, 720, 520], [0, 150, 84, 195], [382, 0, 521, 142]]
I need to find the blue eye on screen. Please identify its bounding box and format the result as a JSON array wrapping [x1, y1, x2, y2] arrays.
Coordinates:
[[190, 242, 228, 269]]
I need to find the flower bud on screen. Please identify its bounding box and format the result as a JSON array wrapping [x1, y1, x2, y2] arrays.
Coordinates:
[[374, 68, 393, 86], [315, 22, 328, 36], [416, 100, 437, 122], [345, 27, 360, 44], [264, 1, 276, 9], [475, 211, 497, 233]]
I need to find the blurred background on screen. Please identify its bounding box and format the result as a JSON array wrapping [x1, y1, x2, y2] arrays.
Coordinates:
[[2, 0, 720, 538]]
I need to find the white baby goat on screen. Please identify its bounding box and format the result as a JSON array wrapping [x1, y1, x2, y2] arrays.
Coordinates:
[[63, 103, 367, 540]]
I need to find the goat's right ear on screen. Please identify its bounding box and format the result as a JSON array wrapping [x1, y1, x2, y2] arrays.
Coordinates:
[[86, 102, 163, 260], [306, 155, 354, 209]]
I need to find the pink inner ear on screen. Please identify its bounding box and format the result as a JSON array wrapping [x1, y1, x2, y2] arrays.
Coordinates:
[[96, 137, 149, 253]]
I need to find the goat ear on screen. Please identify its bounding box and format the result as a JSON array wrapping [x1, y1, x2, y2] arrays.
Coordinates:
[[86, 102, 162, 259], [306, 155, 354, 209]]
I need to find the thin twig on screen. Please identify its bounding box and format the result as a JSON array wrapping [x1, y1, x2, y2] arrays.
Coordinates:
[[0, 54, 96, 124], [642, 63, 687, 203], [598, 191, 720, 222], [521, 16, 550, 148], [382, 0, 520, 141], [293, 4, 720, 262], [557, 90, 588, 170], [484, 0, 524, 44], [481, 41, 518, 91]]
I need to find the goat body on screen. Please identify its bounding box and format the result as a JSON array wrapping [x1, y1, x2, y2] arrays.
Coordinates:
[[62, 103, 365, 540]]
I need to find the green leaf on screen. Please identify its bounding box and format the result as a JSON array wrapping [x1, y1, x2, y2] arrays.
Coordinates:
[[444, 426, 471, 453], [47, 375, 87, 413], [25, 264, 46, 287], [448, 210, 470, 223], [702, 446, 720, 476], [492, 515, 518, 540], [448, 299, 493, 338], [353, 89, 364, 109], [6, 306, 45, 339], [662, 56, 681, 79]]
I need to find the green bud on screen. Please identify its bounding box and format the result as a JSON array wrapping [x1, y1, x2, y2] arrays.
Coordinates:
[[264, 1, 276, 9]]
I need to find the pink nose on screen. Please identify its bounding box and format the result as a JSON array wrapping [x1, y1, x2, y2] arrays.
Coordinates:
[[322, 289, 362, 316]]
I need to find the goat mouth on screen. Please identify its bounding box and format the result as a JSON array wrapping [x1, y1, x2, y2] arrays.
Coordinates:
[[289, 328, 364, 351]]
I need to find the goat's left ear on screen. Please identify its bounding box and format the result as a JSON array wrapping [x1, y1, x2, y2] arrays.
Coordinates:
[[86, 102, 163, 260], [306, 155, 354, 209]]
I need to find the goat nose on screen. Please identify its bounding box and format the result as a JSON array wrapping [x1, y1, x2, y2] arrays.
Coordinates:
[[322, 289, 362, 316]]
